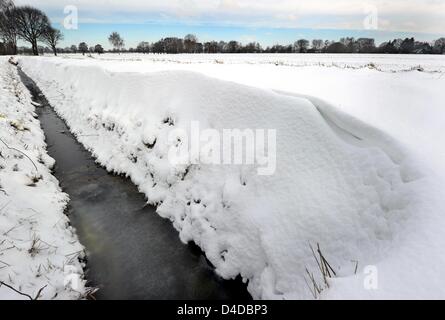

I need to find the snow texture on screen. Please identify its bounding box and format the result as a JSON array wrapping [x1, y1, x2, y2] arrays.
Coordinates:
[[19, 54, 445, 300], [0, 58, 86, 300]]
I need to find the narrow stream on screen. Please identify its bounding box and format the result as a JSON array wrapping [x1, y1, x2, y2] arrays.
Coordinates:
[[18, 68, 251, 300]]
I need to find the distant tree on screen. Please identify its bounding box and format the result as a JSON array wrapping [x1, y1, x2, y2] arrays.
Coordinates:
[[184, 34, 197, 53], [78, 42, 88, 55], [79, 34, 443, 56], [323, 40, 333, 51], [42, 27, 63, 56], [433, 38, 445, 54], [340, 37, 356, 53], [378, 40, 397, 54], [151, 39, 165, 53], [356, 38, 375, 53], [195, 42, 203, 53], [268, 44, 292, 53], [325, 42, 349, 53], [227, 40, 240, 53], [204, 41, 218, 53], [217, 41, 227, 53], [94, 44, 104, 54], [136, 41, 150, 53], [12, 5, 51, 55], [413, 41, 432, 54], [294, 39, 309, 53], [242, 42, 262, 53], [393, 38, 403, 50], [88, 46, 94, 53], [163, 37, 183, 54], [70, 44, 77, 53], [311, 39, 324, 52], [400, 38, 415, 54], [269, 44, 281, 53], [108, 32, 124, 53]]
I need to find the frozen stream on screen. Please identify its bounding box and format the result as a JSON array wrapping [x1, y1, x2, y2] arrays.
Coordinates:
[[18, 68, 250, 300]]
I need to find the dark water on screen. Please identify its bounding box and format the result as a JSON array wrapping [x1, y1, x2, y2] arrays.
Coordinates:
[[18, 68, 251, 300]]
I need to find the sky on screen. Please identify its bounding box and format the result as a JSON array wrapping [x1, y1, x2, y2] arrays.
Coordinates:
[[14, 0, 445, 49]]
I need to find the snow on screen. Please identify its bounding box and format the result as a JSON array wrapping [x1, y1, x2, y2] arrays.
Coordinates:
[[54, 53, 445, 73], [18, 54, 445, 300], [48, 53, 445, 172], [0, 58, 87, 300]]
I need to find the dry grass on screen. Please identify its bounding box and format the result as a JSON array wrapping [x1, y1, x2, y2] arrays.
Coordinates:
[[304, 243, 337, 299], [0, 281, 46, 300]]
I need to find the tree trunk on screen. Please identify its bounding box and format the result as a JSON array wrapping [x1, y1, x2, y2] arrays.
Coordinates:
[[32, 40, 39, 56]]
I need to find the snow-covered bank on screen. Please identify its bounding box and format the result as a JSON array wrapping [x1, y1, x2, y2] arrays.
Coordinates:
[[0, 58, 86, 299], [19, 56, 445, 299]]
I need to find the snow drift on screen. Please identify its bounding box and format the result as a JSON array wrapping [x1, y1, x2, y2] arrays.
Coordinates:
[[0, 59, 86, 299], [18, 57, 439, 299]]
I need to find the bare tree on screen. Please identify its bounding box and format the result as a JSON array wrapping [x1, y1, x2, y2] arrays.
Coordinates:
[[339, 37, 356, 53], [184, 34, 197, 53], [434, 38, 445, 54], [0, 0, 16, 54], [13, 6, 50, 55], [108, 32, 124, 53], [311, 39, 324, 52], [356, 38, 375, 53], [136, 41, 150, 54], [165, 37, 184, 54], [42, 27, 62, 56], [203, 41, 218, 53], [226, 40, 240, 53], [295, 39, 309, 53]]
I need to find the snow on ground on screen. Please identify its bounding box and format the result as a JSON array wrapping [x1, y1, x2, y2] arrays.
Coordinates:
[[55, 53, 445, 73], [21, 55, 445, 299], [19, 54, 445, 299], [56, 53, 445, 177], [0, 58, 86, 300]]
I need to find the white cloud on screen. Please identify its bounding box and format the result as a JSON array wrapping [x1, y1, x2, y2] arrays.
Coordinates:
[[14, 0, 445, 34]]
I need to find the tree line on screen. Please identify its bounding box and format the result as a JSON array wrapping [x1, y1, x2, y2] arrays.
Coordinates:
[[2, 0, 445, 56], [54, 33, 445, 56], [134, 35, 445, 54]]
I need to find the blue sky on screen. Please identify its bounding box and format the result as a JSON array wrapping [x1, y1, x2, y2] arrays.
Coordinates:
[[52, 23, 445, 50], [15, 0, 445, 49]]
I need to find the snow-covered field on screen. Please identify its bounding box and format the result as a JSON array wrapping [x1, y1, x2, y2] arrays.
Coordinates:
[[56, 53, 445, 73], [18, 53, 445, 300], [0, 58, 86, 300]]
